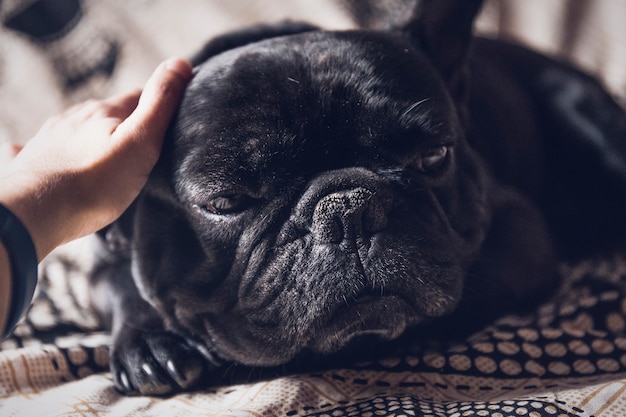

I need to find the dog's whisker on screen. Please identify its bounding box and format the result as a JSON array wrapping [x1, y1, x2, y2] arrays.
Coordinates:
[[342, 294, 350, 306], [401, 98, 431, 119]]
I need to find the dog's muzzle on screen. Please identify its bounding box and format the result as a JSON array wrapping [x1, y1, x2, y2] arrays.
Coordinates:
[[312, 187, 389, 250], [279, 168, 394, 250]]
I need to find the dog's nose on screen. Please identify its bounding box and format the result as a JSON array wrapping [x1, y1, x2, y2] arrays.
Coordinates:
[[312, 188, 387, 246]]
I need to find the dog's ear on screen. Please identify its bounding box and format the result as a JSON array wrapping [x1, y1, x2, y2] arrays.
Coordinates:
[[190, 21, 319, 65], [403, 1, 483, 89], [343, 0, 483, 111], [341, 0, 416, 31]]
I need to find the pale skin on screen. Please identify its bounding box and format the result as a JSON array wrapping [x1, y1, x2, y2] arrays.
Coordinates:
[[0, 57, 193, 337]]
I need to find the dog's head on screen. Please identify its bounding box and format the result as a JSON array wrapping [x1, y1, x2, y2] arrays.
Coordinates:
[[133, 0, 490, 366]]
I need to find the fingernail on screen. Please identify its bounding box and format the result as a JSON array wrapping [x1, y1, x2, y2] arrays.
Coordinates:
[[164, 58, 193, 81]]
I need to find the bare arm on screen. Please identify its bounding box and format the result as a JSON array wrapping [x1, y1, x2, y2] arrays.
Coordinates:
[[0, 57, 192, 337]]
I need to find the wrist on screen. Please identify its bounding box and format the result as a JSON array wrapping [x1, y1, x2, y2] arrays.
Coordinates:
[[0, 170, 62, 260]]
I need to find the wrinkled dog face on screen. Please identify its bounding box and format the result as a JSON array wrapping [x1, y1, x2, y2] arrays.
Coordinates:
[[135, 29, 490, 366]]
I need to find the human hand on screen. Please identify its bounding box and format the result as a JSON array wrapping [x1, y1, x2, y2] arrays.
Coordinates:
[[0, 57, 193, 260]]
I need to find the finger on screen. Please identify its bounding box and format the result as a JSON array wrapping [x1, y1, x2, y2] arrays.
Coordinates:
[[63, 91, 142, 123], [102, 89, 142, 120], [114, 58, 192, 158]]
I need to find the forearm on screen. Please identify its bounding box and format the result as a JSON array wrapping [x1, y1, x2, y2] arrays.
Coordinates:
[[0, 171, 77, 261], [0, 160, 59, 339]]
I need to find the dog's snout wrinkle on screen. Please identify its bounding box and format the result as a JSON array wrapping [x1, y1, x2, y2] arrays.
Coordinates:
[[312, 188, 387, 247], [312, 193, 350, 244]]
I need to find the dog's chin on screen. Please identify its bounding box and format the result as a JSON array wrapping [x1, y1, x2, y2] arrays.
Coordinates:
[[193, 295, 426, 367], [310, 295, 424, 354]]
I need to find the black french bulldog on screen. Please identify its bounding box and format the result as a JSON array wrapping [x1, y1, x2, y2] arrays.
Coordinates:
[[92, 0, 626, 395]]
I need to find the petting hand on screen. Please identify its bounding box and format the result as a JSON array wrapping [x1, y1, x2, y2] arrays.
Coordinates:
[[0, 57, 193, 260]]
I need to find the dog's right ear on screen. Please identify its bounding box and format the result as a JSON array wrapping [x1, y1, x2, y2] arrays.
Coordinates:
[[403, 0, 483, 93], [343, 0, 483, 116], [190, 21, 319, 66], [340, 0, 416, 30]]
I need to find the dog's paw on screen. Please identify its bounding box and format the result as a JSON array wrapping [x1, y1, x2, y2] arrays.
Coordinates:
[[110, 329, 206, 396]]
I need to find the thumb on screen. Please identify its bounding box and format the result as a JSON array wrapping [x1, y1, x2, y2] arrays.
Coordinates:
[[114, 57, 193, 161]]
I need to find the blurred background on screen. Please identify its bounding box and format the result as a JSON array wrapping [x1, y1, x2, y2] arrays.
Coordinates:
[[0, 0, 625, 146]]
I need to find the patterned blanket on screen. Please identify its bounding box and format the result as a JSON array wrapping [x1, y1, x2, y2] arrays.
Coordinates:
[[2, 1, 626, 416], [3, 236, 626, 416]]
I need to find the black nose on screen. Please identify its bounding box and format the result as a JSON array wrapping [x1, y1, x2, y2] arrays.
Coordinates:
[[312, 187, 387, 246]]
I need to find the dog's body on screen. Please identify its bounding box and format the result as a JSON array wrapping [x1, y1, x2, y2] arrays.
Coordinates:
[[92, 0, 626, 395]]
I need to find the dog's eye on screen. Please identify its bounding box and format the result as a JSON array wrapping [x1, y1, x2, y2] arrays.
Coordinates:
[[204, 194, 251, 215], [414, 146, 449, 173]]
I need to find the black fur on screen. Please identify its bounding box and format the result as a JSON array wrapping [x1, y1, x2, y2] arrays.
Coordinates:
[[92, 0, 626, 395]]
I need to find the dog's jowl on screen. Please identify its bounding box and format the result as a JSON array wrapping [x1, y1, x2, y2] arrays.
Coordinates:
[[92, 0, 626, 395]]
